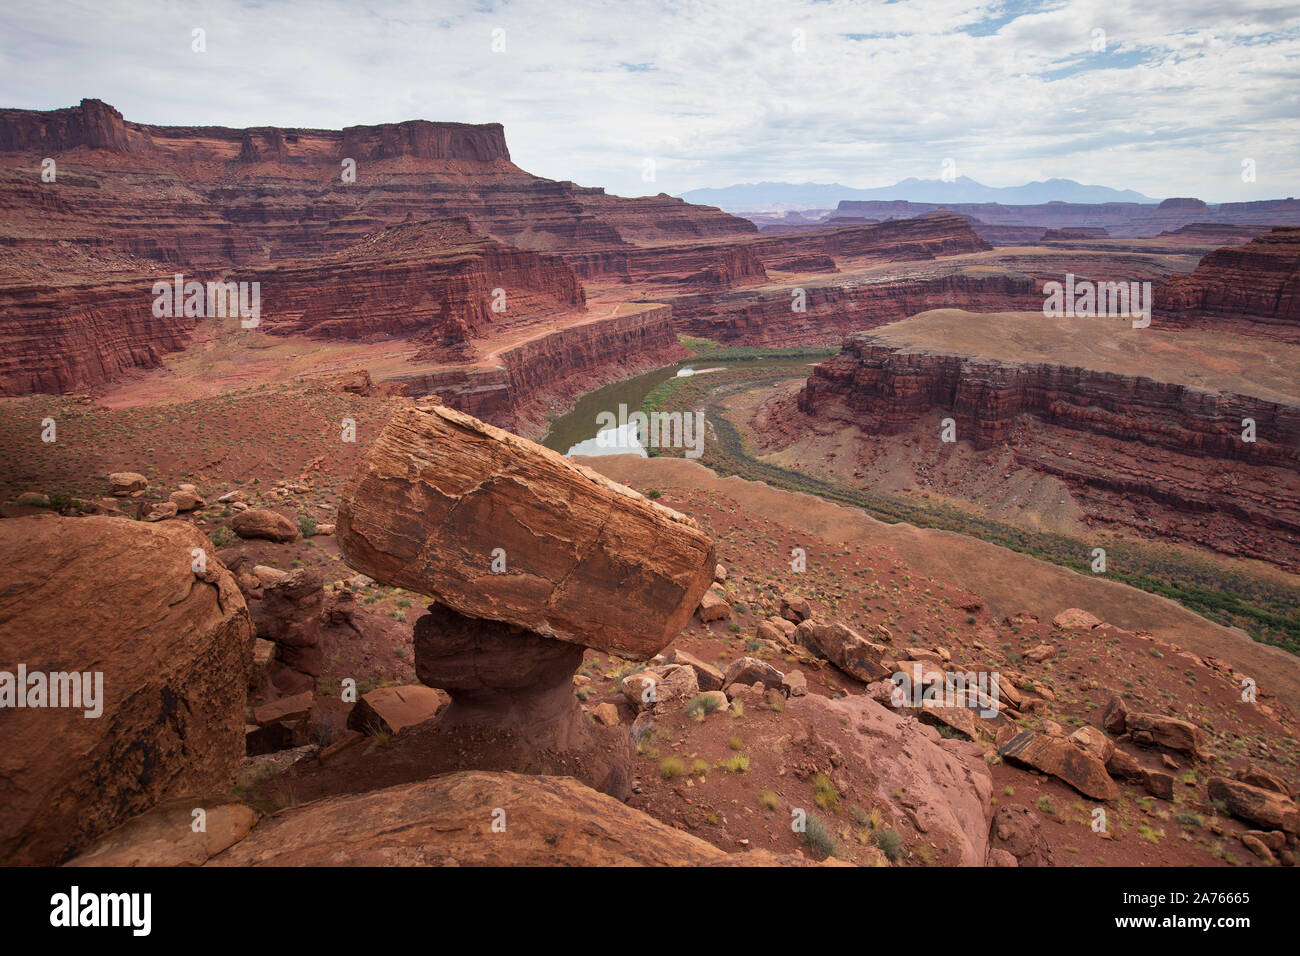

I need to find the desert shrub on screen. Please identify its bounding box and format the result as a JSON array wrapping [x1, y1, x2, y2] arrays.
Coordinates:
[[875, 827, 904, 862], [685, 694, 723, 720], [659, 756, 686, 780], [801, 814, 837, 860], [812, 771, 839, 811], [721, 754, 749, 773], [758, 789, 780, 811], [298, 514, 317, 537]]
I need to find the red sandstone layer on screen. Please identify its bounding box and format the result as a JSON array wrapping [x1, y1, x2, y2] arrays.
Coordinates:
[[1154, 227, 1300, 340]]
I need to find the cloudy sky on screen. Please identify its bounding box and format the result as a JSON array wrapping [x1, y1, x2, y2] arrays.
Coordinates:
[[2, 0, 1297, 201]]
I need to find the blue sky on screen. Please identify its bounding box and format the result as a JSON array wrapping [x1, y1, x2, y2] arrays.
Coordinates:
[[1, 0, 1297, 201]]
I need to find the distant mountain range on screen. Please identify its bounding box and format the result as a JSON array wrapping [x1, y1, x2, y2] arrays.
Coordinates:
[[680, 177, 1159, 211]]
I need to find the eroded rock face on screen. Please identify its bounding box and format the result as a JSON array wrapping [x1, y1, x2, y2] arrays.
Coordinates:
[[0, 516, 251, 865], [207, 771, 815, 866], [338, 403, 716, 658], [414, 604, 587, 748]]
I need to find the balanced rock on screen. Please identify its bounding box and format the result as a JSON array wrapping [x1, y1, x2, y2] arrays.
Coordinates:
[[337, 404, 715, 658], [0, 516, 250, 865]]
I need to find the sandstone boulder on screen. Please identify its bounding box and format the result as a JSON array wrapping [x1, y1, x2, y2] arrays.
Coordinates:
[[999, 730, 1119, 800], [1053, 608, 1102, 630], [231, 508, 299, 543], [1102, 695, 1128, 734], [108, 472, 147, 497], [722, 657, 788, 696], [337, 404, 715, 659], [170, 485, 205, 512], [796, 619, 890, 683], [1068, 725, 1115, 763], [989, 804, 1053, 866], [779, 593, 812, 623], [347, 685, 450, 736], [0, 516, 250, 865], [697, 589, 732, 622], [1207, 777, 1300, 834], [622, 664, 700, 712], [1126, 712, 1205, 758], [665, 648, 725, 691]]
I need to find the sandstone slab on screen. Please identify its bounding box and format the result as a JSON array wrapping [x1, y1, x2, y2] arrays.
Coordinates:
[[208, 771, 813, 866], [999, 730, 1118, 801]]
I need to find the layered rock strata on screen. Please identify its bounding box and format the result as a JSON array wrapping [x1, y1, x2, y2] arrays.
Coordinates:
[[797, 333, 1300, 568], [1154, 227, 1300, 341]]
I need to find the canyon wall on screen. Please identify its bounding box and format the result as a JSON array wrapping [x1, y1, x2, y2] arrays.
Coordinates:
[[670, 273, 1041, 346], [394, 305, 685, 438], [252, 219, 584, 346], [1154, 227, 1300, 340], [564, 213, 988, 290], [798, 335, 1300, 567], [0, 275, 195, 394]]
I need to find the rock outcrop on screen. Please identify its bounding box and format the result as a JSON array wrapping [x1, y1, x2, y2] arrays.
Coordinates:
[[1154, 227, 1300, 341], [336, 403, 715, 791], [207, 771, 813, 866], [797, 328, 1300, 568], [0, 516, 251, 865]]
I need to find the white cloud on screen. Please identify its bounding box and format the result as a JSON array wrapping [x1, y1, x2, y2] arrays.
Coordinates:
[[1, 0, 1296, 201]]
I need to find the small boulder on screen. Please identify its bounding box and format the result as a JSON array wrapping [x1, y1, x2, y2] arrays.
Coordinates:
[[665, 648, 725, 691], [697, 590, 731, 623], [1052, 608, 1102, 630], [108, 472, 147, 497], [779, 593, 812, 623], [1101, 695, 1128, 735], [348, 685, 449, 736], [232, 508, 299, 543]]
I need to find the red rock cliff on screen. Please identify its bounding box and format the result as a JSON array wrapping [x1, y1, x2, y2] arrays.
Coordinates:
[[1154, 227, 1300, 340]]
